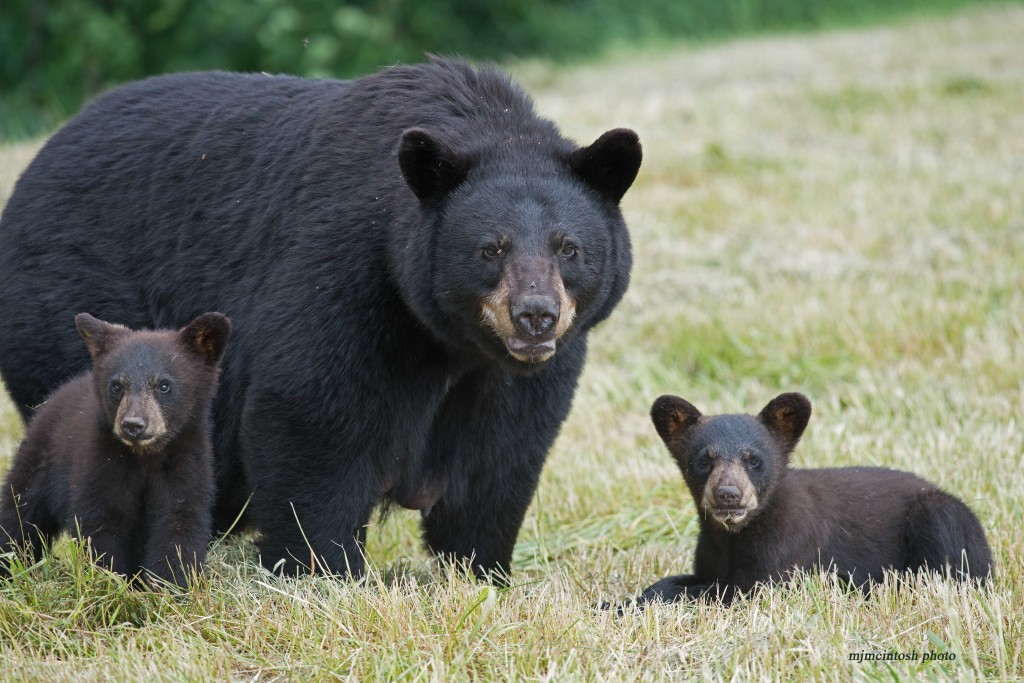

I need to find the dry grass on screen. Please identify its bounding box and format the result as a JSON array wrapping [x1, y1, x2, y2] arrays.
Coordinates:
[[2, 5, 1023, 680]]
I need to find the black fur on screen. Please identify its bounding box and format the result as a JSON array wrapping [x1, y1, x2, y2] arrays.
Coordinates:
[[0, 313, 230, 587], [0, 58, 641, 579], [631, 392, 992, 607]]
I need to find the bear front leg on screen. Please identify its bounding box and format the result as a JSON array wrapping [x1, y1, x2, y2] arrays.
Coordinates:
[[68, 456, 146, 579], [240, 388, 381, 578], [629, 574, 716, 608], [420, 344, 586, 583], [249, 476, 378, 578], [140, 459, 215, 588]]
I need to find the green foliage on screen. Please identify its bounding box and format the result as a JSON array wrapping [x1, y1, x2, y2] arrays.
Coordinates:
[[0, 0, 1008, 139]]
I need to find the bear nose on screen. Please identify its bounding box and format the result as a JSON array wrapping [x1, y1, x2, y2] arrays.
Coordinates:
[[715, 486, 742, 507], [511, 295, 558, 336], [121, 416, 147, 439]]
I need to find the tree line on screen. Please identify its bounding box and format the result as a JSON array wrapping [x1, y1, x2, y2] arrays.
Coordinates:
[[0, 0, 993, 139]]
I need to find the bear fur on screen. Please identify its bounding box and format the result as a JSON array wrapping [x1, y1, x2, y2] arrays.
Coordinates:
[[0, 312, 231, 587], [0, 58, 641, 579], [631, 392, 992, 606]]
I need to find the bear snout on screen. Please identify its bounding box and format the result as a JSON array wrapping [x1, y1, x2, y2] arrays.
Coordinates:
[[119, 415, 148, 439], [714, 485, 742, 508], [481, 282, 575, 364], [699, 461, 760, 531], [113, 390, 168, 450], [479, 250, 580, 365], [511, 294, 559, 337]]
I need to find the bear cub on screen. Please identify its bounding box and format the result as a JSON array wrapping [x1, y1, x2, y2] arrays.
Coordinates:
[[0, 312, 231, 587], [632, 392, 992, 606]]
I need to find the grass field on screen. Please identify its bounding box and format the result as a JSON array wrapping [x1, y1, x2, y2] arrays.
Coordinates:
[[1, 4, 1022, 680]]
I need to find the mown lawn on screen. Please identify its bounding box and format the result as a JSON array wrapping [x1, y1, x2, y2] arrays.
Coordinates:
[[1, 5, 1022, 680]]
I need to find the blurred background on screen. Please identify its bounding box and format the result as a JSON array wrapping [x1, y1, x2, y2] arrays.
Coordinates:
[[0, 0, 999, 140]]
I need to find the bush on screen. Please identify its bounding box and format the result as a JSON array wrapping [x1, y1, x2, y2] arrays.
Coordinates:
[[0, 0, 1001, 139]]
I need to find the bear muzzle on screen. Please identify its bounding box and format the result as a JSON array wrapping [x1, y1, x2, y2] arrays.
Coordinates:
[[114, 392, 168, 451], [481, 291, 576, 364], [502, 294, 558, 361], [700, 463, 760, 531], [512, 294, 559, 336]]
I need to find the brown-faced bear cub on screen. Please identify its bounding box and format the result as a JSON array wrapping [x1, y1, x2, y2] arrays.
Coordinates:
[[0, 312, 230, 587], [631, 392, 992, 606]]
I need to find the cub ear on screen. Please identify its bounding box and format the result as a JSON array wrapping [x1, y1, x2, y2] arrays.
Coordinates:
[[75, 313, 126, 359], [650, 395, 703, 445], [758, 392, 812, 452], [180, 312, 232, 365], [398, 128, 471, 202], [566, 128, 642, 204]]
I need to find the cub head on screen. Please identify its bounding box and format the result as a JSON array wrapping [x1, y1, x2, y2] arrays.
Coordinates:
[[75, 312, 232, 453], [650, 392, 812, 532], [397, 126, 641, 372]]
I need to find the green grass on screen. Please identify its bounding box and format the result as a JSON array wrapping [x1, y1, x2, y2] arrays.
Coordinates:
[[2, 4, 1023, 679]]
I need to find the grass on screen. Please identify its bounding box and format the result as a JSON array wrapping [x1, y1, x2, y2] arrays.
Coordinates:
[[2, 4, 1023, 680]]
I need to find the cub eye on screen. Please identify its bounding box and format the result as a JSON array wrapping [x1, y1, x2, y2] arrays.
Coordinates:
[[109, 381, 122, 395], [481, 244, 502, 260], [747, 457, 762, 470], [560, 243, 579, 259], [157, 381, 171, 394], [694, 454, 711, 472]]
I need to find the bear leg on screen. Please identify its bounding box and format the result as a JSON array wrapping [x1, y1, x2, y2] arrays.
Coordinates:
[[251, 489, 377, 577], [239, 378, 413, 577], [68, 462, 147, 578], [0, 495, 58, 572], [904, 489, 993, 583], [420, 347, 585, 582], [0, 453, 61, 572], [244, 446, 380, 577], [631, 574, 719, 608], [141, 472, 215, 588]]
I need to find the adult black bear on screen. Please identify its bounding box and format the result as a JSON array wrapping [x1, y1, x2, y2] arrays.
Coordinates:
[[631, 392, 992, 606], [0, 58, 641, 579], [0, 313, 230, 587]]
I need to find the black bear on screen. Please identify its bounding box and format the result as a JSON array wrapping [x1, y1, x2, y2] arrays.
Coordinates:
[[0, 312, 231, 587], [630, 392, 992, 606], [0, 57, 641, 579]]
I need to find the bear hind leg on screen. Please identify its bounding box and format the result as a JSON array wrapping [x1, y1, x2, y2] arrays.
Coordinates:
[[0, 486, 59, 573], [0, 449, 64, 574], [904, 489, 992, 584]]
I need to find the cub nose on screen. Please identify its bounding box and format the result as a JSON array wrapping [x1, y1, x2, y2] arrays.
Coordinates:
[[511, 295, 559, 336], [120, 416, 147, 439], [715, 486, 742, 507]]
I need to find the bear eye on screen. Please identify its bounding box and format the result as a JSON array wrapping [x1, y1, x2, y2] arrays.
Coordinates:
[[158, 381, 171, 394], [109, 380, 122, 395], [694, 454, 711, 472], [560, 243, 579, 259], [481, 244, 502, 260], [747, 456, 762, 470]]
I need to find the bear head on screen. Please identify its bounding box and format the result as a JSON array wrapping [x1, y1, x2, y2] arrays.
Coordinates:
[[396, 127, 642, 372], [650, 392, 812, 532], [75, 312, 232, 454]]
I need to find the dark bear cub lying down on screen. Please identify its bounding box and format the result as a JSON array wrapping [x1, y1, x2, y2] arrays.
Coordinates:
[[631, 392, 992, 606], [0, 312, 231, 588]]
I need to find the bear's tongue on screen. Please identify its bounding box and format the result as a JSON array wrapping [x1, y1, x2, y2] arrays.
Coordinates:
[[505, 337, 556, 362]]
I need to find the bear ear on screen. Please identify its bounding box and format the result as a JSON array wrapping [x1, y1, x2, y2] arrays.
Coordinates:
[[398, 128, 471, 203], [566, 128, 642, 204], [758, 392, 812, 452], [75, 313, 125, 359], [650, 395, 703, 445], [180, 312, 232, 365]]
